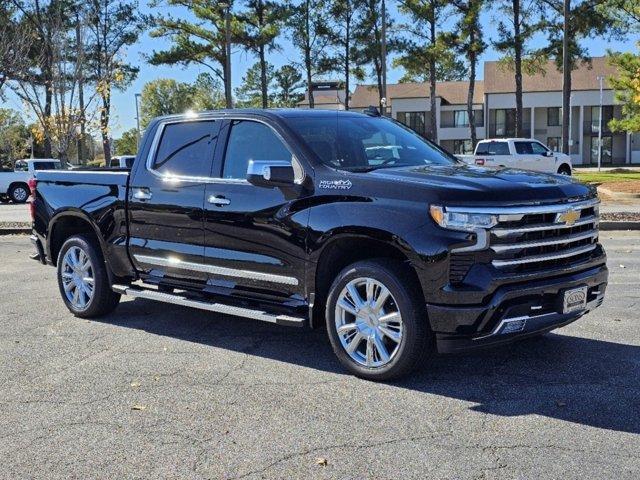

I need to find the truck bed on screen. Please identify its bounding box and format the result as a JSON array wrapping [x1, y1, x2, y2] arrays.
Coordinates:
[[32, 169, 132, 276]]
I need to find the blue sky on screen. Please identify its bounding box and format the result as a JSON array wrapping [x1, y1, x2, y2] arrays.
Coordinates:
[[2, 1, 638, 138]]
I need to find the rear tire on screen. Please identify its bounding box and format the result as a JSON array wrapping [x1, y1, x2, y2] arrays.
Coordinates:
[[56, 235, 120, 318], [325, 259, 431, 381], [8, 183, 29, 203]]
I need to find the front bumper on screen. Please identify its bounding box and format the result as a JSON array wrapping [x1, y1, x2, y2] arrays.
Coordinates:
[[429, 264, 608, 353]]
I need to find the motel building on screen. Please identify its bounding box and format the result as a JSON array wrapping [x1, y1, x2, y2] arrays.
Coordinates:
[[299, 57, 640, 166]]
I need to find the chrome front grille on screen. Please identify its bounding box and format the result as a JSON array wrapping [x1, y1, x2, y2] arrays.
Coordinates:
[[488, 198, 600, 272]]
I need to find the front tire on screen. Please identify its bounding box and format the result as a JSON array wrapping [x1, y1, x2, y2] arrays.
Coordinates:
[[8, 183, 29, 203], [325, 259, 431, 381], [57, 235, 120, 318], [557, 165, 571, 176]]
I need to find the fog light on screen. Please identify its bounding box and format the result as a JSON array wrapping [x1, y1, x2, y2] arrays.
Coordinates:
[[501, 318, 527, 334]]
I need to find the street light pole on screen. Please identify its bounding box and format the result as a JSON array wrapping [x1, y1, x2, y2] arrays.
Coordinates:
[[597, 75, 604, 172], [561, 0, 570, 154], [380, 0, 387, 116], [134, 93, 141, 150]]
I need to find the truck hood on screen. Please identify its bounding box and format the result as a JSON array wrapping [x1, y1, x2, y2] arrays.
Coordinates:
[[367, 164, 595, 205]]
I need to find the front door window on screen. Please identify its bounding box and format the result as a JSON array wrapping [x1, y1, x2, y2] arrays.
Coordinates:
[[221, 120, 292, 179]]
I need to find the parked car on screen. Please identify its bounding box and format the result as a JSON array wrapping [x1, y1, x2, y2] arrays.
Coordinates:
[[464, 138, 572, 175], [29, 110, 607, 380], [0, 158, 61, 203], [108, 155, 136, 169]]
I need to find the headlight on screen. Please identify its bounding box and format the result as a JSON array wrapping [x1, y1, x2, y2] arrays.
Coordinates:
[[429, 205, 497, 232]]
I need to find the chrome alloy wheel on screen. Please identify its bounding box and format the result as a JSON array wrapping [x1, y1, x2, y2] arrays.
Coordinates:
[[60, 246, 95, 310], [334, 277, 404, 368], [12, 186, 28, 202]]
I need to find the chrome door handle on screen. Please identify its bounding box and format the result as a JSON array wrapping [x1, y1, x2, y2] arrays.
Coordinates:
[[133, 188, 152, 200], [208, 195, 230, 206]]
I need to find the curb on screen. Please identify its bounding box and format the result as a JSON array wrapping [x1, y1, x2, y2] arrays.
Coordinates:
[[0, 228, 31, 235], [600, 221, 640, 231], [597, 186, 640, 201]]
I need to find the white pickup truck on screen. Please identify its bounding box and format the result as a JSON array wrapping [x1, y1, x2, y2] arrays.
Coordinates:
[[108, 155, 136, 169], [463, 138, 572, 175], [0, 158, 62, 203]]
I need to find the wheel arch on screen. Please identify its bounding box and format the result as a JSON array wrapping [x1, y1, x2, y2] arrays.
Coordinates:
[[47, 210, 108, 267], [557, 163, 572, 175], [308, 229, 423, 328]]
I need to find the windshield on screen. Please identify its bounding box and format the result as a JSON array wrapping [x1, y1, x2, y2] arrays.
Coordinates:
[[285, 115, 458, 171]]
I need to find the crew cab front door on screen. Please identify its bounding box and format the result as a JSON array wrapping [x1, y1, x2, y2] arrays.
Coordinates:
[[202, 119, 309, 301], [513, 140, 555, 172], [128, 119, 220, 283]]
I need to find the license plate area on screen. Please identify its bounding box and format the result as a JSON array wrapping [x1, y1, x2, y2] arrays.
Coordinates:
[[562, 286, 588, 314]]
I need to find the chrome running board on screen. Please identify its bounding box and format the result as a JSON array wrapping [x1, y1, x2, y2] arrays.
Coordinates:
[[112, 284, 307, 327]]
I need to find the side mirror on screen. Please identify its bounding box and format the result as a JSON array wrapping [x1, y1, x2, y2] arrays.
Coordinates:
[[246, 160, 296, 187], [545, 150, 554, 157]]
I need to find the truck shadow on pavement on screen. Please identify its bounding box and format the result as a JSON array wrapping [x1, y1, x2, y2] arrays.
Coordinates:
[[101, 298, 640, 435]]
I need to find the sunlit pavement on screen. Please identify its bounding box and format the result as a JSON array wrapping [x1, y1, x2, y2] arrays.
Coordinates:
[[1, 232, 639, 479]]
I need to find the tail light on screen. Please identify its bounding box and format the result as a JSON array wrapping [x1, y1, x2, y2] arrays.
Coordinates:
[[475, 158, 485, 166], [28, 178, 37, 221]]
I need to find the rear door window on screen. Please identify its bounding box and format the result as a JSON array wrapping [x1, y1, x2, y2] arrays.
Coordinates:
[[486, 141, 510, 155], [475, 143, 489, 155], [152, 121, 219, 178]]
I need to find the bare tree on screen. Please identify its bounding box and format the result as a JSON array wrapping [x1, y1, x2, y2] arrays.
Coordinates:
[[86, 0, 144, 164], [11, 8, 97, 160], [0, 10, 34, 93]]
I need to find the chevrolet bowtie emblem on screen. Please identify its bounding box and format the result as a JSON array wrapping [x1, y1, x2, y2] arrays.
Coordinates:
[[557, 209, 580, 226]]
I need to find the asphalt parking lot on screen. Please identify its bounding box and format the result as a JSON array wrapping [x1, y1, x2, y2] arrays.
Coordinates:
[[1, 232, 639, 479], [0, 203, 30, 224]]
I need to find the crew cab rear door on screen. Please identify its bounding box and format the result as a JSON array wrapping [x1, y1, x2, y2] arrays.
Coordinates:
[[128, 118, 221, 283], [475, 141, 511, 168], [202, 118, 309, 301]]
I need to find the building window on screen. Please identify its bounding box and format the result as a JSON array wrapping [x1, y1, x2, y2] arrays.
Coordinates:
[[590, 106, 614, 133], [453, 139, 473, 154], [454, 111, 469, 127], [547, 137, 561, 152], [547, 107, 561, 126], [396, 111, 426, 137], [493, 109, 516, 137]]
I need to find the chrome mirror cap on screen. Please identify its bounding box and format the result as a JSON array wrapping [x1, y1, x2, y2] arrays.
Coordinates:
[[246, 160, 300, 187]]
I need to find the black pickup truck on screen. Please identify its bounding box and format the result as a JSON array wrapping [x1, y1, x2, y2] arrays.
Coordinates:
[[29, 109, 607, 380]]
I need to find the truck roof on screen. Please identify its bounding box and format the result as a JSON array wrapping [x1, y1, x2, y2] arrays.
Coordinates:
[[478, 138, 538, 143], [152, 108, 373, 123]]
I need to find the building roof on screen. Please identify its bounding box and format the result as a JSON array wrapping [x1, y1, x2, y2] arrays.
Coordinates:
[[297, 92, 345, 107], [435, 81, 485, 105], [349, 81, 485, 108], [484, 56, 618, 94]]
